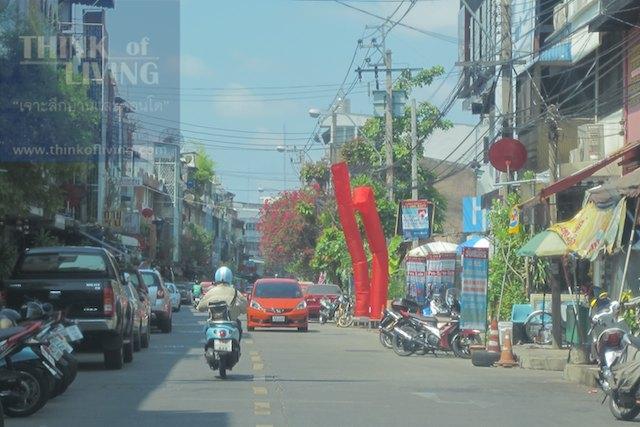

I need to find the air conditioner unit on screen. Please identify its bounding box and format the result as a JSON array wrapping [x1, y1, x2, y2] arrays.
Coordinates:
[[572, 124, 604, 162]]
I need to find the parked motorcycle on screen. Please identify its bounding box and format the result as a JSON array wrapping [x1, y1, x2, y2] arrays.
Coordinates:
[[335, 295, 355, 328], [0, 320, 58, 417], [589, 293, 640, 421], [318, 298, 339, 324], [392, 298, 481, 358], [203, 301, 241, 379], [379, 298, 422, 349]]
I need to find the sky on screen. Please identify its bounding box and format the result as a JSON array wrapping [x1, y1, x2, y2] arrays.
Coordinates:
[[111, 0, 477, 204]]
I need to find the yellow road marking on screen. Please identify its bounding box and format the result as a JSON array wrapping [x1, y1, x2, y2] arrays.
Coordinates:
[[244, 339, 254, 345], [253, 386, 268, 396], [251, 356, 262, 363], [249, 351, 259, 356], [253, 363, 264, 371], [254, 401, 271, 415]]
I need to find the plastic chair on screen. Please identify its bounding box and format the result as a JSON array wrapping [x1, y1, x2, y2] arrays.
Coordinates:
[[511, 304, 533, 324]]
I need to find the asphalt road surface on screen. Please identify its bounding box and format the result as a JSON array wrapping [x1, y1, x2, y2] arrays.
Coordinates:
[[13, 308, 622, 427]]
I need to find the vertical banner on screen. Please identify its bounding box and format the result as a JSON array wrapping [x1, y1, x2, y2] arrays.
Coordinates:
[[460, 247, 489, 331], [425, 253, 456, 296], [405, 256, 426, 304], [508, 206, 521, 235], [400, 200, 432, 240]]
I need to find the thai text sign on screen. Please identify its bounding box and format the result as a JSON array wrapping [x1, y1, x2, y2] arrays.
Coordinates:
[[406, 256, 427, 304], [460, 247, 488, 331], [401, 200, 431, 240]]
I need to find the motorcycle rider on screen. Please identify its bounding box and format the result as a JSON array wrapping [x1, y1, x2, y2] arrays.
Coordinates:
[[197, 267, 248, 338]]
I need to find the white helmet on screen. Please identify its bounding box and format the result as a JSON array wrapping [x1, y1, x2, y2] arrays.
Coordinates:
[[214, 266, 233, 284]]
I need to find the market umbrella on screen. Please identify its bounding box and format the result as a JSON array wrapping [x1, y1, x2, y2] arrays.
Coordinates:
[[517, 230, 567, 257]]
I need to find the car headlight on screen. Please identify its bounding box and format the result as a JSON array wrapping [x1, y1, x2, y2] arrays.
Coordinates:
[[295, 300, 307, 310], [250, 300, 264, 311]]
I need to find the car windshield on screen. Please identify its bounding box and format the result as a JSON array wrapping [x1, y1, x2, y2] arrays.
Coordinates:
[[127, 272, 140, 286], [166, 283, 176, 292], [254, 282, 302, 299], [140, 271, 161, 287], [306, 285, 342, 295], [15, 253, 108, 276]]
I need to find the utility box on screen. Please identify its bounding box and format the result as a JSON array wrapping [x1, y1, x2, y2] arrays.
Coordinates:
[[565, 304, 590, 345]]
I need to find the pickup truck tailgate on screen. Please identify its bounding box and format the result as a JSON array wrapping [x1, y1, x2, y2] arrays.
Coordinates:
[[4, 279, 108, 318]]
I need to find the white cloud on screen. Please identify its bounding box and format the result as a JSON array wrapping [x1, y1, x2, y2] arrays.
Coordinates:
[[180, 54, 215, 78]]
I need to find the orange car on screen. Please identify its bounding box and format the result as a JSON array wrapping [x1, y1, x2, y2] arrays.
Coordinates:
[[247, 279, 308, 332]]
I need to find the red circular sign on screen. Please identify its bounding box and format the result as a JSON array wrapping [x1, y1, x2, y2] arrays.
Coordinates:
[[141, 207, 154, 218], [488, 137, 528, 172]]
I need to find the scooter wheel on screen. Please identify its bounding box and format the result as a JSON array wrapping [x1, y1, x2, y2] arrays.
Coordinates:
[[609, 396, 640, 421], [3, 365, 51, 417]]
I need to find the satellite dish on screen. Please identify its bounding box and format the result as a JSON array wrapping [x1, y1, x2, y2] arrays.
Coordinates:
[[488, 137, 527, 173]]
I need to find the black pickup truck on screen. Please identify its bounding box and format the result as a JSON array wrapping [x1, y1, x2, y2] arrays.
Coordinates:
[[2, 246, 135, 369]]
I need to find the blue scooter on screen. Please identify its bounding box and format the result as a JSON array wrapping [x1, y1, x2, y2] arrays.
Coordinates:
[[204, 301, 241, 379]]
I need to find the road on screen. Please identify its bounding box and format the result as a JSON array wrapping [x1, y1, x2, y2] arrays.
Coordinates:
[[13, 308, 621, 427]]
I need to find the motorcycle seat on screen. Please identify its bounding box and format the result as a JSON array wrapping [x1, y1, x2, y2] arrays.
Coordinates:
[[0, 326, 27, 341], [408, 313, 438, 324]]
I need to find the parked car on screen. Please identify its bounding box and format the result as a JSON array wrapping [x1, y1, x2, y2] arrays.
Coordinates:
[[176, 283, 194, 304], [2, 246, 135, 369], [139, 269, 172, 333], [166, 282, 181, 312], [247, 278, 308, 332], [304, 284, 342, 318], [124, 272, 151, 350]]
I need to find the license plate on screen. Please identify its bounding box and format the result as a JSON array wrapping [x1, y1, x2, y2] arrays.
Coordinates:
[[271, 315, 286, 323], [41, 346, 58, 365], [213, 339, 232, 352], [52, 335, 73, 353], [47, 342, 64, 361], [65, 325, 83, 342]]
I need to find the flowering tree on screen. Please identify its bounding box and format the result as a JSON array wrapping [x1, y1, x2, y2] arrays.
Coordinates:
[[258, 186, 320, 279]]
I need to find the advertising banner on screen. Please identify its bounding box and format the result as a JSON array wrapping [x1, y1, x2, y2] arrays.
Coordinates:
[[405, 256, 427, 304], [460, 247, 489, 331], [401, 200, 431, 240], [425, 253, 456, 296]]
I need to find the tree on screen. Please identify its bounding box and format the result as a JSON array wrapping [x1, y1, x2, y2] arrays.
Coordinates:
[[193, 147, 215, 185], [487, 193, 529, 320], [258, 187, 320, 279], [0, 7, 98, 218], [181, 223, 213, 279]]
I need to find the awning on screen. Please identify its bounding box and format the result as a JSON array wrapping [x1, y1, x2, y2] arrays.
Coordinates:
[[71, 0, 115, 8], [540, 142, 640, 200], [517, 231, 567, 258], [588, 168, 640, 205], [457, 235, 490, 255], [407, 241, 458, 257], [550, 198, 627, 260]]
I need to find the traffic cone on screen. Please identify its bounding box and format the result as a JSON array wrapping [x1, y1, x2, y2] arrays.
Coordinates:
[[487, 319, 500, 353], [496, 331, 518, 368]]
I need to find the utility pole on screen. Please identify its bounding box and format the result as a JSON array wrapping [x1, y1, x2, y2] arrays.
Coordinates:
[[283, 124, 287, 190], [500, 0, 513, 139], [330, 110, 337, 164], [172, 143, 181, 263], [410, 98, 419, 249], [410, 98, 418, 201], [97, 21, 107, 224], [385, 48, 394, 201]]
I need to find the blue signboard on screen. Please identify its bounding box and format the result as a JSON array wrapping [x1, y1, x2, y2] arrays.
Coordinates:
[[462, 196, 487, 233], [460, 247, 489, 331], [401, 200, 431, 240]]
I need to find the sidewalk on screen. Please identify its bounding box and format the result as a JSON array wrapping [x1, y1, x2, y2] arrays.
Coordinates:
[[513, 344, 598, 387]]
